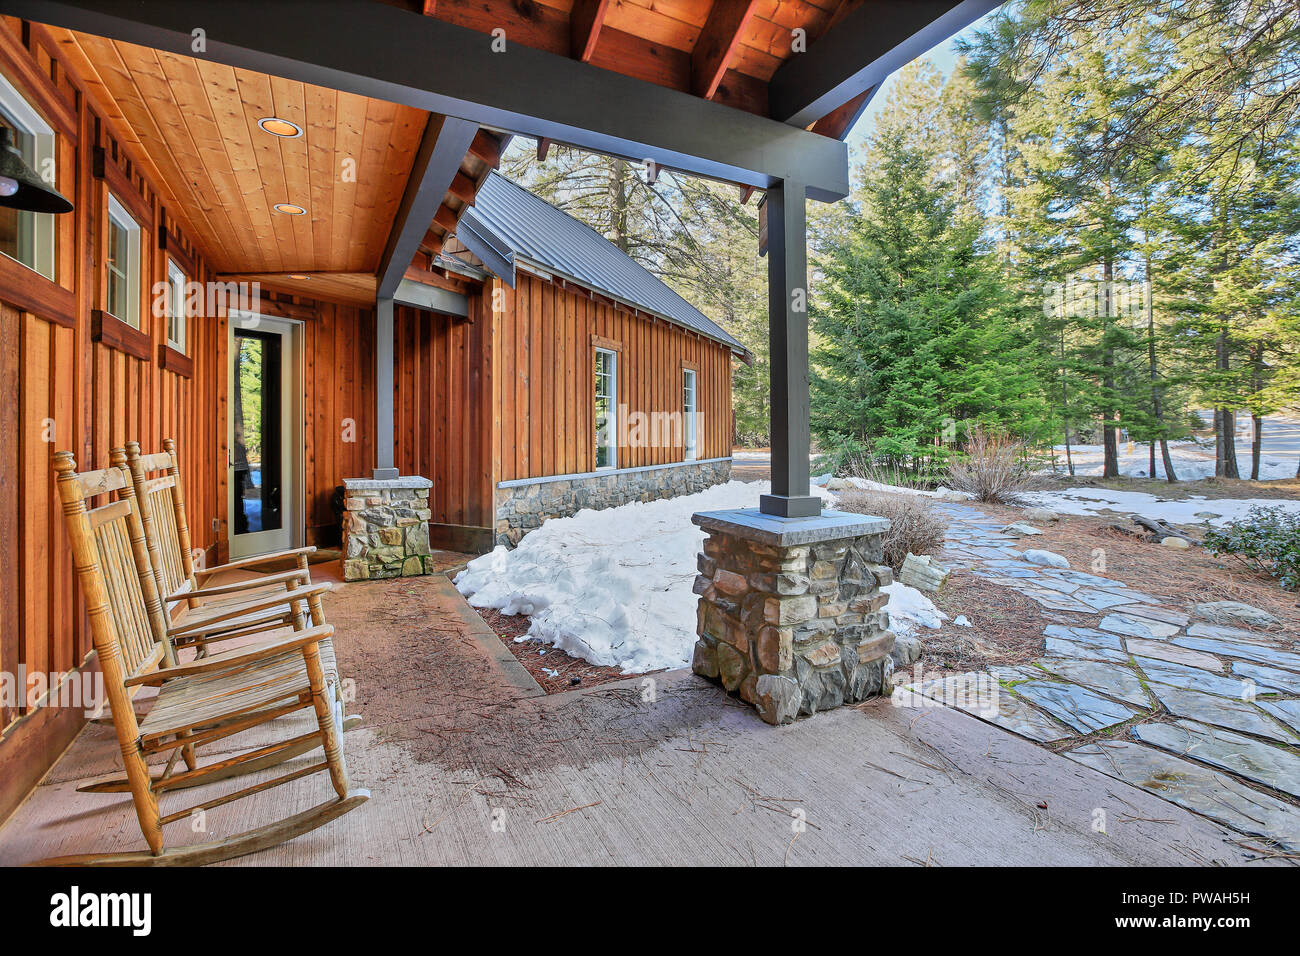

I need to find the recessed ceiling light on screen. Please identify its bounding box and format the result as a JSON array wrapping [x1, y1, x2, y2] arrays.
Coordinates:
[[287, 273, 309, 280], [258, 117, 303, 138], [274, 203, 306, 215]]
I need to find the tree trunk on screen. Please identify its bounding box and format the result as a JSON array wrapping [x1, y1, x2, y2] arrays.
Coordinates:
[[1214, 329, 1239, 478], [1251, 414, 1263, 481], [1143, 253, 1176, 482], [1059, 324, 1074, 476], [1102, 260, 1119, 479], [1249, 343, 1264, 481]]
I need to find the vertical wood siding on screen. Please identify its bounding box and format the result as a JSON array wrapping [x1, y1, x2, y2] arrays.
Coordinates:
[[392, 299, 494, 528], [494, 274, 735, 482], [303, 301, 377, 544], [0, 22, 222, 824]]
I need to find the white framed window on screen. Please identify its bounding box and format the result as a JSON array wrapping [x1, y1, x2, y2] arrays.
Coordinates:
[[0, 72, 56, 280], [166, 256, 188, 352], [595, 347, 617, 470], [106, 193, 141, 328], [683, 368, 698, 460]]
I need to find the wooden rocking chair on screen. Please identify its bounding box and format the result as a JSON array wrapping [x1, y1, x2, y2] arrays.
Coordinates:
[[69, 439, 360, 795], [124, 438, 315, 644], [45, 450, 367, 865]]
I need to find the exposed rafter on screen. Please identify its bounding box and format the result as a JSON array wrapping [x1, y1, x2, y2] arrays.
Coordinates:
[[691, 0, 759, 100], [569, 0, 610, 63]]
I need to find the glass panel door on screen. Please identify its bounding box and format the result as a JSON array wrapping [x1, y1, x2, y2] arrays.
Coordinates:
[[228, 315, 298, 559]]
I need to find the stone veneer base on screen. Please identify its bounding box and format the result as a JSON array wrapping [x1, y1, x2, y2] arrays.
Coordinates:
[[690, 508, 896, 725], [341, 476, 436, 581], [494, 457, 731, 547]]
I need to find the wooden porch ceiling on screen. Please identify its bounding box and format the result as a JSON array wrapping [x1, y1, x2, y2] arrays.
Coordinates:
[[44, 27, 506, 285]]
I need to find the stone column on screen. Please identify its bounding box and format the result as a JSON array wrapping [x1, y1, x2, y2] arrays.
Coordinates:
[[690, 509, 894, 725], [341, 476, 435, 581]]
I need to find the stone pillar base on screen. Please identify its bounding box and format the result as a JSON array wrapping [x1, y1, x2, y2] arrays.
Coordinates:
[[340, 476, 435, 581], [690, 509, 895, 725]]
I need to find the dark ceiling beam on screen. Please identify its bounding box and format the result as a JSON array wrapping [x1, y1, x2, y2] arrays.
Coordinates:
[[810, 86, 875, 140], [377, 113, 478, 299], [769, 0, 1001, 128], [12, 0, 851, 200], [692, 0, 760, 100], [569, 0, 610, 62]]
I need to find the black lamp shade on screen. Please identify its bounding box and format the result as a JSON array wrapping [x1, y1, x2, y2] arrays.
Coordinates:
[[0, 127, 73, 214]]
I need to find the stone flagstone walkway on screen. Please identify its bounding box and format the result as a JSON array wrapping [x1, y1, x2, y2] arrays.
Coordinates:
[[901, 502, 1300, 854]]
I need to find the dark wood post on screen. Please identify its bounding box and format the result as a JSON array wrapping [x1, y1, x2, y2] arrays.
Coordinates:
[[760, 179, 820, 518]]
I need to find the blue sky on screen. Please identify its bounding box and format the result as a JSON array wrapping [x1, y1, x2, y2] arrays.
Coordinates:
[[845, 9, 1001, 150]]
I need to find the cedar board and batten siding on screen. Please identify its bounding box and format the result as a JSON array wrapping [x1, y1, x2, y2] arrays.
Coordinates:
[[494, 273, 734, 481], [303, 301, 378, 545], [394, 299, 495, 530], [0, 21, 224, 825]]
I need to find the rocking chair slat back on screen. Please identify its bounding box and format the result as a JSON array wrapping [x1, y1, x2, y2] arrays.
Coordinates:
[[55, 450, 175, 683], [126, 440, 199, 607]]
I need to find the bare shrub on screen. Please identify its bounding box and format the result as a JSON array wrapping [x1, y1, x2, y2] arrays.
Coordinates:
[[946, 428, 1038, 504], [837, 489, 949, 571]]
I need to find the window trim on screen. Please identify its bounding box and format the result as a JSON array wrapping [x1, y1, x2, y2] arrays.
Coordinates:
[[594, 346, 618, 471], [105, 191, 142, 329], [683, 367, 699, 461], [166, 255, 188, 353], [0, 71, 57, 281]]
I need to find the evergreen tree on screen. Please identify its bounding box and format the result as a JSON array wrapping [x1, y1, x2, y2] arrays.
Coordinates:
[[810, 125, 1046, 475]]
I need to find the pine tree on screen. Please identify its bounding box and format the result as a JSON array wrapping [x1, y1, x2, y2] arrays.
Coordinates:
[[811, 123, 1046, 476]]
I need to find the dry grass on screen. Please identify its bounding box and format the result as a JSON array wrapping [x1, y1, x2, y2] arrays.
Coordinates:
[[947, 428, 1039, 504], [926, 572, 1051, 673], [838, 489, 948, 571]]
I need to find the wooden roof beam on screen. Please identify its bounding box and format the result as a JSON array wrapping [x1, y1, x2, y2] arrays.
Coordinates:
[[810, 87, 875, 140], [467, 129, 502, 168], [16, 0, 849, 198], [569, 0, 610, 63], [377, 114, 479, 299], [692, 0, 760, 100], [769, 0, 999, 128]]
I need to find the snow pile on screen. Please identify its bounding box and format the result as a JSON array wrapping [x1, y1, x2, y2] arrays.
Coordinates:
[[1021, 487, 1300, 526], [1042, 441, 1295, 481], [813, 474, 972, 500], [880, 582, 947, 635], [454, 480, 835, 674]]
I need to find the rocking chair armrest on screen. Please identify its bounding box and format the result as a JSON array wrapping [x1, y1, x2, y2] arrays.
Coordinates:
[[167, 583, 333, 637], [169, 568, 310, 601], [194, 547, 317, 580], [126, 624, 335, 685]]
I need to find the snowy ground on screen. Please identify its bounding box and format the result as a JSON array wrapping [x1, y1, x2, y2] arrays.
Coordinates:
[[1043, 439, 1296, 480], [454, 480, 945, 674], [1044, 413, 1300, 480], [1020, 487, 1300, 526]]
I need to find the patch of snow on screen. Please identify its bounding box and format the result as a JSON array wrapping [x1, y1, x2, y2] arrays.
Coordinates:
[[1042, 441, 1295, 480], [1021, 487, 1300, 527], [954, 615, 972, 627], [816, 475, 973, 501], [880, 582, 947, 635], [454, 480, 835, 674]]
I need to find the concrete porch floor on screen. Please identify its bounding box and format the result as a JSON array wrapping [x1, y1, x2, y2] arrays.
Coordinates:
[[0, 563, 1277, 866]]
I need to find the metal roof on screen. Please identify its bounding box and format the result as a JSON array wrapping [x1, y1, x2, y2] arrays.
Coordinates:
[[458, 172, 746, 355]]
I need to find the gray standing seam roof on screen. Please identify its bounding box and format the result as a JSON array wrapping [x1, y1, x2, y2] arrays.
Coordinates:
[[458, 172, 746, 355]]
